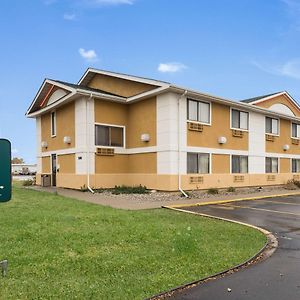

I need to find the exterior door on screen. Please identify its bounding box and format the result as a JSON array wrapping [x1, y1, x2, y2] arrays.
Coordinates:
[[51, 154, 57, 187]]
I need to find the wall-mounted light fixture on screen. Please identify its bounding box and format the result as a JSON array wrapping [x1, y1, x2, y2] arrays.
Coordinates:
[[41, 141, 48, 149], [283, 144, 290, 151], [218, 136, 227, 144], [63, 136, 71, 144], [141, 133, 150, 142]]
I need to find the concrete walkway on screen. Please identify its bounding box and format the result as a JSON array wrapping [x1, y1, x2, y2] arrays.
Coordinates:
[[29, 186, 300, 210]]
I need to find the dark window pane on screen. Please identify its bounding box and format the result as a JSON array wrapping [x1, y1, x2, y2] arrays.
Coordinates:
[[95, 125, 109, 146], [187, 153, 198, 173], [110, 127, 123, 147], [232, 110, 240, 129]]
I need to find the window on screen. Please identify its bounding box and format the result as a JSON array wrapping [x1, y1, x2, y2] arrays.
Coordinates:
[[187, 153, 210, 174], [292, 159, 300, 173], [266, 117, 279, 135], [51, 111, 56, 136], [265, 157, 278, 173], [292, 123, 300, 138], [231, 109, 248, 130], [95, 124, 124, 147], [187, 99, 210, 124], [231, 155, 248, 173]]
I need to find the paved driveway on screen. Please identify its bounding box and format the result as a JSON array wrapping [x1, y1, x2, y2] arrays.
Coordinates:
[[169, 196, 300, 300]]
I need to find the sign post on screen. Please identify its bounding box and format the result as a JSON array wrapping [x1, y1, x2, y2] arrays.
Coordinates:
[[0, 139, 11, 276], [0, 139, 11, 203]]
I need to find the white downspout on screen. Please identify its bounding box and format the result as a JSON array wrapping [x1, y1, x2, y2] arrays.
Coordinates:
[[86, 93, 95, 194], [178, 90, 189, 198]]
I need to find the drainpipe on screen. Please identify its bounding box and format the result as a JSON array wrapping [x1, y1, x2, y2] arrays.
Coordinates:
[[86, 93, 95, 194], [178, 90, 189, 198]]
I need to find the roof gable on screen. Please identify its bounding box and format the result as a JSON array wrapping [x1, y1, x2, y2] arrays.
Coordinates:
[[241, 91, 300, 117]]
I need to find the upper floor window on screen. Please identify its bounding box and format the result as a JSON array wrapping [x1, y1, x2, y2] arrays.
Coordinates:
[[187, 153, 210, 174], [265, 157, 278, 173], [187, 99, 210, 124], [95, 124, 124, 147], [292, 123, 300, 138], [266, 117, 279, 135], [231, 109, 248, 130], [292, 159, 300, 173], [51, 111, 56, 137], [231, 155, 248, 173]]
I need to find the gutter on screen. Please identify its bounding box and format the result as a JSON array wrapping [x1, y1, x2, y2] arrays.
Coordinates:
[[86, 93, 95, 194], [178, 90, 189, 198]]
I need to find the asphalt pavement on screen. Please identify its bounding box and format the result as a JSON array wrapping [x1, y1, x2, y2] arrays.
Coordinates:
[[168, 196, 300, 300]]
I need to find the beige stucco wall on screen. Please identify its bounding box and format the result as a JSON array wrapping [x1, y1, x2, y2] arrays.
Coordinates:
[[187, 102, 249, 150], [88, 74, 157, 97], [41, 102, 75, 152], [255, 95, 300, 117]]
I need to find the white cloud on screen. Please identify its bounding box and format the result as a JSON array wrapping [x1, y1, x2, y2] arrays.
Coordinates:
[[63, 13, 76, 21], [79, 48, 98, 62], [158, 62, 187, 73], [252, 59, 300, 80]]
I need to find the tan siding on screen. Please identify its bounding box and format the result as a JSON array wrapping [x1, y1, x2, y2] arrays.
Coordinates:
[[41, 102, 75, 152], [212, 154, 230, 174], [254, 95, 300, 117], [280, 158, 290, 173], [127, 153, 157, 173], [94, 99, 127, 126], [127, 97, 156, 148], [42, 156, 51, 173], [95, 155, 128, 174], [88, 74, 157, 97], [95, 153, 157, 174], [58, 154, 75, 174], [266, 119, 300, 154], [94, 97, 157, 148], [187, 102, 248, 150]]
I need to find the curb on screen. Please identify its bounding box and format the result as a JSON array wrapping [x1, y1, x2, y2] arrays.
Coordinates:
[[146, 206, 278, 300], [167, 191, 300, 209]]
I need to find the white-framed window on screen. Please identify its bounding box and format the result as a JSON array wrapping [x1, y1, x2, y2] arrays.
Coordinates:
[[292, 123, 300, 138], [231, 109, 248, 130], [187, 153, 210, 174], [265, 157, 278, 173], [95, 124, 124, 147], [292, 159, 300, 173], [51, 111, 56, 137], [231, 155, 248, 173], [266, 117, 279, 135], [187, 99, 210, 124]]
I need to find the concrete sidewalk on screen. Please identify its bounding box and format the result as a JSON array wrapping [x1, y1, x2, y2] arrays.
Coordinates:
[[28, 186, 300, 210]]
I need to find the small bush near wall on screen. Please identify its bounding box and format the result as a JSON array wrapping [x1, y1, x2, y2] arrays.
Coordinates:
[[292, 180, 300, 189], [227, 187, 236, 193], [207, 188, 219, 195], [112, 185, 149, 195], [22, 179, 34, 187]]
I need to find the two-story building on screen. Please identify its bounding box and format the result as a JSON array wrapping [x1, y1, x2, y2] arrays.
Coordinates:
[[26, 68, 300, 191]]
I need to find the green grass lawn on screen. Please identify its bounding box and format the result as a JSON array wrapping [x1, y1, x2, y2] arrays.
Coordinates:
[[0, 186, 266, 299]]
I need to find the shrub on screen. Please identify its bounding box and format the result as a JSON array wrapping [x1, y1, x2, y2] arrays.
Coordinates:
[[112, 185, 149, 195], [227, 186, 236, 193], [80, 184, 88, 192], [292, 180, 300, 188], [207, 188, 219, 195], [22, 179, 34, 187]]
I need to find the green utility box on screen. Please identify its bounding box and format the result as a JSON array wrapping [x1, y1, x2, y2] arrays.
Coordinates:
[[0, 139, 11, 202]]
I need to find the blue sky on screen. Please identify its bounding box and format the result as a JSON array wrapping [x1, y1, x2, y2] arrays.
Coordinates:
[[0, 0, 300, 163]]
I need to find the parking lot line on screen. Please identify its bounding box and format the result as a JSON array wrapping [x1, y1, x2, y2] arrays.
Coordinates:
[[220, 203, 300, 217], [260, 199, 300, 206]]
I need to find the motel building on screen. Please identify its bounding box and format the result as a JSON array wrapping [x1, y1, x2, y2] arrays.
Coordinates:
[[26, 68, 300, 191]]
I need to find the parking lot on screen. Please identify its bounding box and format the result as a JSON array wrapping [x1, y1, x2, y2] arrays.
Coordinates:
[[169, 196, 300, 300]]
